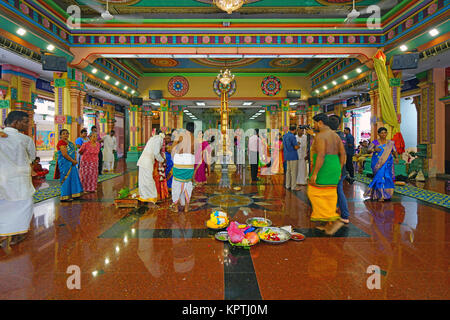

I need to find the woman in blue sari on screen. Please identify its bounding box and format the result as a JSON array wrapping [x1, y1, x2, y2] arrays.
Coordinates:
[[54, 129, 84, 201], [164, 134, 174, 192], [364, 127, 399, 202]]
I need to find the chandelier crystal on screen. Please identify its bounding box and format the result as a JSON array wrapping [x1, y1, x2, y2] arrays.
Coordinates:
[[213, 0, 246, 14], [217, 69, 234, 86]]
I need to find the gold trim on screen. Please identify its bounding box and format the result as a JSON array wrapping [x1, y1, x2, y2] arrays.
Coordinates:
[[138, 197, 157, 203], [61, 166, 72, 185], [0, 230, 28, 236], [174, 164, 195, 169]]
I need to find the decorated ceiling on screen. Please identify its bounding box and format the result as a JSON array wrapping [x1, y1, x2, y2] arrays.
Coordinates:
[[125, 57, 325, 75], [44, 0, 394, 19]]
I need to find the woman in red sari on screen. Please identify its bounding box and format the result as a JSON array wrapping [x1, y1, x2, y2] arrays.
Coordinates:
[[154, 137, 169, 201], [78, 132, 101, 192]]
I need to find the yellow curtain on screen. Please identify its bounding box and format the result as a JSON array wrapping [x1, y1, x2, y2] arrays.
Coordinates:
[[373, 50, 400, 135]]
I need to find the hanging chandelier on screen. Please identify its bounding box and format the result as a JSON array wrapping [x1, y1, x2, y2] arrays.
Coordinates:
[[217, 69, 235, 86], [213, 0, 246, 14]]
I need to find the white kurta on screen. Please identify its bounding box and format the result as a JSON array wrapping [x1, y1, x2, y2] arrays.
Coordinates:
[[137, 135, 164, 203], [102, 135, 117, 171], [0, 127, 36, 236], [296, 134, 308, 185]]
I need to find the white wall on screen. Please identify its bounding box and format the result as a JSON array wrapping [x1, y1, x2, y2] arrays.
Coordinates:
[[400, 97, 418, 149]]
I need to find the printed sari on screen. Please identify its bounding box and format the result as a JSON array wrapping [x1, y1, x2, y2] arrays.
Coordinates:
[[54, 140, 84, 200], [364, 140, 396, 201]]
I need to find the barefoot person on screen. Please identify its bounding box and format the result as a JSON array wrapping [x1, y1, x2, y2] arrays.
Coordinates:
[[102, 130, 117, 173], [137, 130, 165, 206], [0, 111, 36, 249], [307, 113, 346, 235], [171, 122, 195, 213], [78, 132, 101, 193]]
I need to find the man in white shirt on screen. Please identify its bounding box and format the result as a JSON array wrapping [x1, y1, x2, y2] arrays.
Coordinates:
[[137, 130, 165, 206], [296, 127, 308, 186], [102, 130, 117, 173], [0, 111, 36, 250], [248, 128, 260, 182]]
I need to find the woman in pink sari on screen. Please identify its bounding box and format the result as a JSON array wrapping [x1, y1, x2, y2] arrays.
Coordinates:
[[194, 131, 211, 185], [78, 132, 101, 192]]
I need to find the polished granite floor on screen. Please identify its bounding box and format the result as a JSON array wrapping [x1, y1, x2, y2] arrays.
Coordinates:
[[0, 160, 449, 300]]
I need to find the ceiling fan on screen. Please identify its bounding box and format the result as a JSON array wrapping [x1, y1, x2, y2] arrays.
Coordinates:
[[344, 0, 360, 24], [343, 0, 399, 24], [100, 0, 113, 20]]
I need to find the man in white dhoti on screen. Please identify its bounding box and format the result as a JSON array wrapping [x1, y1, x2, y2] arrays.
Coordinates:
[[170, 122, 195, 213], [102, 130, 117, 173], [296, 127, 308, 186], [0, 111, 36, 250], [137, 131, 165, 206]]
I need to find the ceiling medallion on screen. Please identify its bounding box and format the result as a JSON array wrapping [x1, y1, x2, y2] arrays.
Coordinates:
[[213, 0, 247, 14]]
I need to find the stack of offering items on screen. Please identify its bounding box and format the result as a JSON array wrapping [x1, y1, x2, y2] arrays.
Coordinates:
[[227, 221, 259, 247], [206, 211, 229, 229]]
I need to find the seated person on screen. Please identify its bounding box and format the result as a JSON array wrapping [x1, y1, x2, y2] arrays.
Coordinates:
[[355, 140, 370, 173], [32, 157, 49, 178]]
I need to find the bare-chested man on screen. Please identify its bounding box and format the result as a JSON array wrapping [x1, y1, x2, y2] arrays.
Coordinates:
[[307, 113, 346, 235], [170, 122, 195, 213]]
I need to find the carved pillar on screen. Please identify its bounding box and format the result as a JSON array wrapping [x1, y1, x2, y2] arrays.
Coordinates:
[[103, 101, 116, 133], [126, 104, 142, 162], [0, 65, 39, 137], [142, 107, 153, 143], [159, 99, 171, 133], [280, 99, 290, 133]]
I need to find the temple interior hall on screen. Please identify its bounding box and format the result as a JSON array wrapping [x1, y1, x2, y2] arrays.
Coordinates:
[[0, 0, 449, 301]]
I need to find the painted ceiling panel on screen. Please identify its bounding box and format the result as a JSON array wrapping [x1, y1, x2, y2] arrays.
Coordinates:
[[127, 58, 324, 74]]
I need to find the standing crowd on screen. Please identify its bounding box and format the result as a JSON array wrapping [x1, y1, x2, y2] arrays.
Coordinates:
[[1, 109, 400, 249]]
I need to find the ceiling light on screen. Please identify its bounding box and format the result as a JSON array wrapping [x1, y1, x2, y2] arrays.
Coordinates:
[[92, 68, 98, 74], [104, 75, 110, 80], [289, 102, 299, 106], [131, 90, 135, 94], [356, 68, 362, 73], [315, 89, 320, 94], [429, 29, 439, 37], [135, 54, 173, 58], [151, 102, 160, 106], [323, 86, 328, 90], [124, 86, 128, 90], [115, 81, 120, 85], [183, 110, 189, 113], [214, 0, 246, 14], [46, 44, 55, 51], [400, 45, 408, 52], [332, 81, 337, 85], [259, 109, 265, 112], [343, 75, 349, 80], [196, 102, 206, 106], [173, 54, 208, 58], [16, 28, 26, 36], [102, 54, 138, 58], [243, 102, 253, 106], [282, 55, 315, 58], [209, 54, 243, 58], [314, 54, 350, 58], [243, 55, 279, 58]]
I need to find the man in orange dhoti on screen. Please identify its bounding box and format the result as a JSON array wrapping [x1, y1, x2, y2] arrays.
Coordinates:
[[307, 113, 347, 235]]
